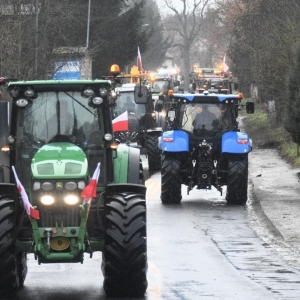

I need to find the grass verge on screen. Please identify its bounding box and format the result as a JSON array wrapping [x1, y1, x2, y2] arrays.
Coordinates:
[[241, 100, 300, 168]]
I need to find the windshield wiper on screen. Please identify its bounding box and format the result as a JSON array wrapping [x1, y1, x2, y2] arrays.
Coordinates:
[[64, 92, 98, 118]]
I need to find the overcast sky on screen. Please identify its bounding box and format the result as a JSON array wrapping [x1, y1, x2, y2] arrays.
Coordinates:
[[155, 0, 184, 15]]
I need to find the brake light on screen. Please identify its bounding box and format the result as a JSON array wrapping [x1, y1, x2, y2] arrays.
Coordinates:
[[163, 137, 173, 142], [238, 139, 248, 144]]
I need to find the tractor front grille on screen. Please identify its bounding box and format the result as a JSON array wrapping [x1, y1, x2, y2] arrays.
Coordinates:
[[32, 190, 81, 227]]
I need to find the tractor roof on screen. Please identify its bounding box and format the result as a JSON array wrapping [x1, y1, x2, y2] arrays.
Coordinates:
[[7, 79, 112, 92]]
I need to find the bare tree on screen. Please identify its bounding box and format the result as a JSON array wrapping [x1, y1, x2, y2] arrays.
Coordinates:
[[163, 0, 210, 90]]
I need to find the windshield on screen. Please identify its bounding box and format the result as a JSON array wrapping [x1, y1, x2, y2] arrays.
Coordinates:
[[114, 91, 145, 119], [179, 103, 234, 137], [15, 91, 105, 186], [22, 91, 100, 143], [152, 80, 168, 93]]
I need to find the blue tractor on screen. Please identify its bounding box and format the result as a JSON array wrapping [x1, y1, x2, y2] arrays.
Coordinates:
[[160, 91, 254, 205]]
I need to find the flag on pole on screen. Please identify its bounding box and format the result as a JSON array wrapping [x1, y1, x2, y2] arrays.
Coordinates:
[[137, 47, 144, 73], [81, 163, 101, 204], [12, 166, 40, 219], [112, 110, 129, 132], [223, 54, 229, 73]]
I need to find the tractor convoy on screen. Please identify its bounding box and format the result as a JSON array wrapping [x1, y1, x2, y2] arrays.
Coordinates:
[[0, 63, 254, 296]]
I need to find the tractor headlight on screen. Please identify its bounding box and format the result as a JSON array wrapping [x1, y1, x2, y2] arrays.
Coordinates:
[[99, 88, 107, 97], [64, 195, 79, 205], [41, 195, 55, 205], [92, 97, 103, 105], [16, 99, 29, 107], [83, 88, 94, 97], [33, 182, 41, 191], [65, 182, 77, 190], [78, 181, 85, 190], [41, 182, 54, 191]]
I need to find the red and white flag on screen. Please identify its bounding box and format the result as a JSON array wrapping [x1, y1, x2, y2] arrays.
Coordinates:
[[112, 110, 129, 132], [12, 166, 40, 219], [81, 163, 101, 204], [137, 47, 144, 73], [223, 54, 229, 73]]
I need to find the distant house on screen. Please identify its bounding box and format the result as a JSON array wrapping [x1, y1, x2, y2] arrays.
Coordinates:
[[51, 47, 92, 80]]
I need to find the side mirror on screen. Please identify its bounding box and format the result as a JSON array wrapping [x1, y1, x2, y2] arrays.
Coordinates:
[[134, 85, 148, 104], [246, 102, 254, 114], [114, 75, 123, 85]]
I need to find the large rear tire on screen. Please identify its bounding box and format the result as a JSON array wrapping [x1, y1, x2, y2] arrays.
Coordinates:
[[102, 192, 147, 297], [147, 134, 161, 172], [0, 198, 27, 291], [226, 154, 248, 205], [161, 153, 182, 204]]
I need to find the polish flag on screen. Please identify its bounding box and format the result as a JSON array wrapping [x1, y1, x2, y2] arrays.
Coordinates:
[[112, 110, 129, 132], [12, 166, 40, 219], [223, 54, 229, 73], [137, 47, 144, 73], [81, 163, 101, 204]]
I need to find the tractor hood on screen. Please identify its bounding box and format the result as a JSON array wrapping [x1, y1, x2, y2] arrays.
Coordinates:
[[31, 142, 88, 179]]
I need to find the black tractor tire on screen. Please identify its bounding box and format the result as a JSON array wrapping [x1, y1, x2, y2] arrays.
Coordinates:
[[102, 192, 147, 297], [156, 112, 166, 131], [161, 153, 182, 204], [226, 154, 248, 205], [147, 134, 161, 172], [0, 198, 27, 291]]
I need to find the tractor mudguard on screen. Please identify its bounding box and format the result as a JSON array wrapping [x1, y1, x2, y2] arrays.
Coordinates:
[[113, 144, 141, 184], [0, 183, 18, 196], [105, 183, 146, 199], [222, 131, 251, 154], [147, 127, 163, 134], [160, 130, 189, 152]]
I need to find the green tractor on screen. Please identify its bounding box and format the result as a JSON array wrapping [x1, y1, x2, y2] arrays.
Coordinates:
[[0, 79, 147, 297]]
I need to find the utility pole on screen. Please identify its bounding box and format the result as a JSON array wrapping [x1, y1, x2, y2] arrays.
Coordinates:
[[35, 0, 39, 78], [86, 0, 91, 49]]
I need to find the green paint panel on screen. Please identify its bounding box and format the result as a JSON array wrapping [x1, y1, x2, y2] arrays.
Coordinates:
[[31, 142, 88, 179], [113, 144, 129, 183]]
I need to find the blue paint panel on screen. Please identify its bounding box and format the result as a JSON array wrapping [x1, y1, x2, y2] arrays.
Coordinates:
[[222, 131, 251, 153], [52, 72, 80, 80], [173, 93, 239, 102], [160, 130, 189, 152]]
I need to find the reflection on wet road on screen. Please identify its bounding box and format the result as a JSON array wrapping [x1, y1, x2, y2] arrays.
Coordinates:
[[2, 169, 300, 300]]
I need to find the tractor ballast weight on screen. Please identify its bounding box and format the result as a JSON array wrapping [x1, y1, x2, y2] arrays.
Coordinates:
[[0, 79, 147, 297], [160, 92, 254, 205]]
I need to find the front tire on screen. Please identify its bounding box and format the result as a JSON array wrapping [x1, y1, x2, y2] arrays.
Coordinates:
[[0, 198, 27, 291], [226, 154, 248, 205], [161, 153, 182, 204], [102, 192, 147, 297]]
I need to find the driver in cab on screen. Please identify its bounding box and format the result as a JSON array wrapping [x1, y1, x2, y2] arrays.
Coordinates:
[[41, 100, 85, 144], [122, 96, 135, 112]]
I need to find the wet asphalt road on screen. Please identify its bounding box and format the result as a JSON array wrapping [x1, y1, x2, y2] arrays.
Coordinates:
[[2, 153, 300, 299]]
